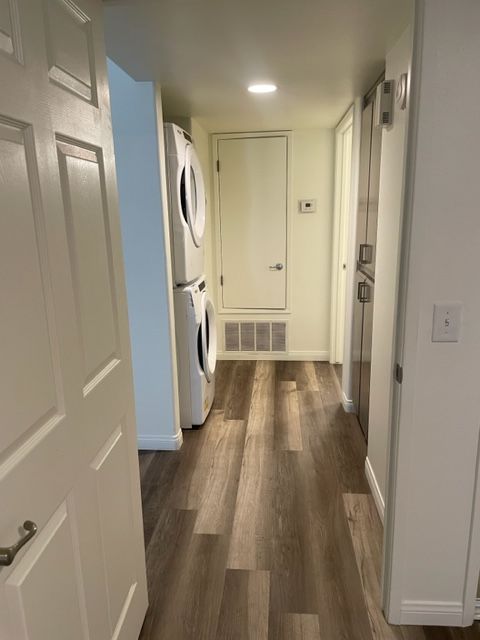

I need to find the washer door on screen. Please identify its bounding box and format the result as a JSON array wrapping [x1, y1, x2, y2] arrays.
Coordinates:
[[183, 143, 206, 248], [198, 292, 217, 382]]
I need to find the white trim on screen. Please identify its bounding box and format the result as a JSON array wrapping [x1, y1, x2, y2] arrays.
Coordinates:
[[217, 350, 329, 361], [474, 599, 480, 621], [461, 430, 480, 624], [382, 6, 422, 624], [154, 85, 181, 436], [137, 430, 183, 451], [365, 457, 385, 524], [399, 601, 464, 626], [330, 107, 354, 364], [342, 392, 354, 413], [212, 130, 293, 315], [341, 97, 362, 405]]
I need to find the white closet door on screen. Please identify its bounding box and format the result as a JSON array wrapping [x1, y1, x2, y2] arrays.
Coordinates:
[[217, 135, 288, 310], [0, 0, 148, 638]]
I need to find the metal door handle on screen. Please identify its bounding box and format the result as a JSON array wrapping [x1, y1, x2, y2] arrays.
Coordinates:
[[269, 263, 284, 271], [357, 281, 371, 303], [0, 521, 37, 566], [359, 244, 373, 265]]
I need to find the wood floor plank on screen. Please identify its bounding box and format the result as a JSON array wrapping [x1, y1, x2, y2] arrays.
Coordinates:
[[169, 410, 224, 510], [275, 613, 321, 639], [215, 569, 270, 640], [141, 451, 182, 549], [142, 529, 228, 640], [296, 361, 320, 391], [225, 360, 256, 420], [275, 381, 302, 451], [213, 360, 234, 411], [194, 419, 247, 534]]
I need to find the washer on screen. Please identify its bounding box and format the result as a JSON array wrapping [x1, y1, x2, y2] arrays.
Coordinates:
[[164, 123, 206, 285], [173, 277, 216, 428]]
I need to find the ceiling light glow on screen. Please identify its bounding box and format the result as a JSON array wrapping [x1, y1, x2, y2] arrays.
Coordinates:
[[248, 83, 277, 94]]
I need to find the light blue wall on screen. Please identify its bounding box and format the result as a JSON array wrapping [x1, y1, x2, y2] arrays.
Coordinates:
[[107, 59, 179, 448]]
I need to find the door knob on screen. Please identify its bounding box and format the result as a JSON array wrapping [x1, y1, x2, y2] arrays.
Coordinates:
[[269, 263, 284, 271], [0, 521, 37, 566]]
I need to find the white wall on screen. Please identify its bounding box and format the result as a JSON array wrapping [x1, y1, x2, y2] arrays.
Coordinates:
[[211, 128, 335, 360], [108, 60, 182, 450], [384, 0, 480, 625], [366, 27, 413, 513]]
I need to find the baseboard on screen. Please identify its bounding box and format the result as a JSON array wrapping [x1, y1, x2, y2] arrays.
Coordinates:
[[365, 457, 385, 524], [342, 391, 354, 413], [137, 430, 183, 451], [399, 600, 464, 626], [217, 350, 330, 361]]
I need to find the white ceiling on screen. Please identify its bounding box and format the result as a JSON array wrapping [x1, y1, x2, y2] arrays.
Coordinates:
[[104, 0, 413, 132]]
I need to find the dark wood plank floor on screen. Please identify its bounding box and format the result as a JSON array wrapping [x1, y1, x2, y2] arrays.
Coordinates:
[[138, 360, 480, 640]]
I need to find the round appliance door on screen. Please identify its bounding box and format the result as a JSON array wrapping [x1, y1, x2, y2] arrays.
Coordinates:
[[182, 143, 206, 248], [198, 292, 217, 382]]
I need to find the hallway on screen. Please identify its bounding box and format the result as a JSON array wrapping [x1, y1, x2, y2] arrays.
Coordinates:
[[138, 361, 480, 639]]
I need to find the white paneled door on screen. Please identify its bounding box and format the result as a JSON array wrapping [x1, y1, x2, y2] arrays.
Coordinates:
[[217, 135, 288, 310], [0, 1, 148, 639]]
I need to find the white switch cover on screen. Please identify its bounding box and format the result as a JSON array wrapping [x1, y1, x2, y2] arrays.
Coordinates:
[[432, 302, 463, 342]]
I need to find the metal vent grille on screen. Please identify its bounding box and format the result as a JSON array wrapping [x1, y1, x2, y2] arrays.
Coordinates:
[[240, 323, 255, 351], [383, 80, 393, 94], [225, 322, 240, 351], [272, 322, 287, 352], [224, 321, 287, 353], [255, 323, 271, 351]]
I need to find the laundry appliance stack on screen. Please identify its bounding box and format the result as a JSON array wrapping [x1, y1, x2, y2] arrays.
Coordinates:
[[164, 123, 217, 429]]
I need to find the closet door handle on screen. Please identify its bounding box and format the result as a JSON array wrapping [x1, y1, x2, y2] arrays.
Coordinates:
[[269, 263, 284, 271], [357, 282, 371, 303], [359, 244, 373, 265]]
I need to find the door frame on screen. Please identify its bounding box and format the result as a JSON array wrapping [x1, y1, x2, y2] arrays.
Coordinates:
[[211, 130, 293, 315], [330, 107, 354, 364]]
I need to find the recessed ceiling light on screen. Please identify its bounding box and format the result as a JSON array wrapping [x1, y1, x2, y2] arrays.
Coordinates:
[[248, 83, 277, 94]]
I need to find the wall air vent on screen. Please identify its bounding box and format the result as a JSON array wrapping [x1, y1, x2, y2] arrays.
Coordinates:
[[240, 323, 255, 351], [223, 321, 287, 353], [225, 322, 240, 351]]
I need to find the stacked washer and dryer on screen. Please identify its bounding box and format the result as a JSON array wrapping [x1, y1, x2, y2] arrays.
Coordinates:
[[164, 123, 217, 429]]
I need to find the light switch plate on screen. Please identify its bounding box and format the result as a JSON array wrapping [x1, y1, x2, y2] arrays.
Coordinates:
[[432, 302, 463, 342]]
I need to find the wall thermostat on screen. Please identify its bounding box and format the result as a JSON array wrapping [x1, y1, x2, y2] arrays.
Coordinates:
[[299, 199, 316, 213]]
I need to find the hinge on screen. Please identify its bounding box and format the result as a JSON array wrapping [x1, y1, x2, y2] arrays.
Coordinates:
[[395, 363, 403, 384], [220, 274, 224, 286], [216, 160, 220, 172]]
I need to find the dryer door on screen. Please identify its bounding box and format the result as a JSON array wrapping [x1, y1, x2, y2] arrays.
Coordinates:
[[198, 291, 217, 382], [184, 144, 206, 248]]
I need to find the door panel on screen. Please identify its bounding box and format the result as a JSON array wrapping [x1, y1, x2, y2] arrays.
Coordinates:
[[44, 0, 97, 103], [0, 0, 147, 638], [358, 279, 374, 439], [218, 135, 288, 309], [354, 102, 373, 260], [56, 139, 120, 388], [365, 104, 382, 274], [5, 503, 86, 640]]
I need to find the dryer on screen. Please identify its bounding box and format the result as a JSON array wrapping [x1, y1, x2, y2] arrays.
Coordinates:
[[173, 277, 216, 428], [164, 123, 206, 285]]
